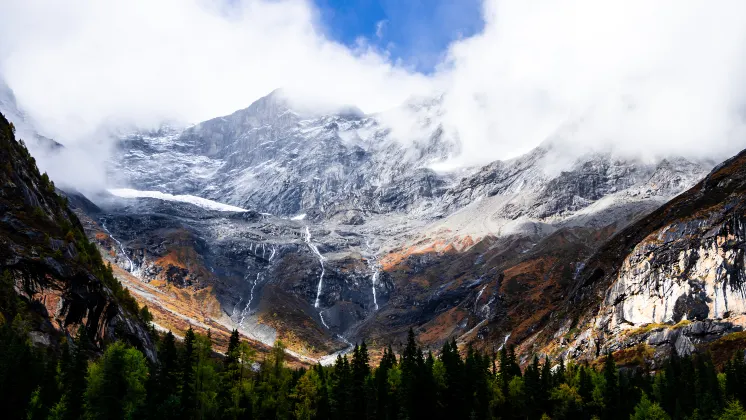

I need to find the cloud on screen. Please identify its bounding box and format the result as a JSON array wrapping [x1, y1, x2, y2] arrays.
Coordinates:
[[436, 0, 746, 166], [1, 0, 746, 178], [0, 0, 432, 143], [375, 20, 388, 40]]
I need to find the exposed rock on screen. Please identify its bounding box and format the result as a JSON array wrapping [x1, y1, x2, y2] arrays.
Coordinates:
[[0, 111, 154, 360]]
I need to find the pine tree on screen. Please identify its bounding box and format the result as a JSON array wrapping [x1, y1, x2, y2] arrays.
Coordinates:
[[694, 352, 723, 417], [719, 400, 746, 420], [315, 363, 331, 420], [523, 355, 543, 418], [375, 345, 396, 420], [330, 354, 352, 420], [555, 356, 566, 386], [539, 356, 552, 413], [351, 341, 371, 418], [630, 394, 670, 420], [399, 328, 426, 420], [181, 327, 197, 419], [150, 331, 180, 419], [53, 326, 90, 420], [83, 341, 149, 420], [602, 352, 620, 420], [578, 364, 593, 406], [725, 351, 746, 407], [440, 339, 466, 419]]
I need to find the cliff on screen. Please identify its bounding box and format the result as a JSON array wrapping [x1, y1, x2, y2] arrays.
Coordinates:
[[0, 112, 154, 359]]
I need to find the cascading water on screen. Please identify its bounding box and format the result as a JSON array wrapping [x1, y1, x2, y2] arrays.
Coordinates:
[[370, 270, 380, 311], [498, 333, 512, 351], [319, 311, 330, 329], [269, 246, 276, 262], [365, 239, 380, 311], [304, 226, 330, 329], [238, 273, 260, 327], [101, 220, 140, 278], [474, 285, 486, 311], [235, 243, 278, 328], [319, 334, 355, 366], [304, 226, 326, 309]]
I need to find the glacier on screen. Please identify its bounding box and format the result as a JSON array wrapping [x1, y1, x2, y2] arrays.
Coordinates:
[[108, 188, 248, 212]]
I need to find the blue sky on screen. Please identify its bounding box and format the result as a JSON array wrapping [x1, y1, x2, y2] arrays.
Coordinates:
[[313, 0, 484, 72]]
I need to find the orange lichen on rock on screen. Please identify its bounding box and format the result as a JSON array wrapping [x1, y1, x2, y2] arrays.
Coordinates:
[[380, 236, 482, 271]]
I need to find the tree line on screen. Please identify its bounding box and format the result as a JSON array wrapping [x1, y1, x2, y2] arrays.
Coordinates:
[[4, 310, 746, 420]]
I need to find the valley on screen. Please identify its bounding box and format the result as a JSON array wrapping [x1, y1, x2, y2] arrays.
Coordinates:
[[54, 87, 742, 367]]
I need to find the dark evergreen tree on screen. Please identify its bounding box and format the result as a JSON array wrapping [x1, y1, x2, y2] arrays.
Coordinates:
[[578, 364, 593, 406], [47, 326, 90, 420], [351, 341, 371, 418], [181, 326, 197, 419], [399, 328, 427, 420], [440, 339, 466, 419], [693, 352, 722, 417], [330, 354, 353, 420], [375, 345, 397, 420], [725, 351, 746, 407], [315, 363, 331, 420], [149, 331, 181, 419], [555, 356, 566, 386], [602, 352, 620, 420]]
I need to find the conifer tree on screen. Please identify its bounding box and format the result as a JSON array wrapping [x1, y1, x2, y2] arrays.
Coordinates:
[[440, 339, 466, 419], [181, 326, 197, 418], [330, 354, 352, 420], [54, 326, 90, 420], [602, 352, 620, 420], [150, 331, 180, 419], [83, 341, 149, 420], [351, 341, 371, 418]]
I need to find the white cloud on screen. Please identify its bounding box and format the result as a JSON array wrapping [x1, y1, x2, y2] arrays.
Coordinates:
[[436, 0, 746, 166], [375, 20, 388, 39], [0, 0, 432, 143], [1, 0, 746, 175]]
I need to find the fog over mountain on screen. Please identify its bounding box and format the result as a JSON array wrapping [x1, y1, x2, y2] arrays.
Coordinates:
[[1, 0, 745, 179]]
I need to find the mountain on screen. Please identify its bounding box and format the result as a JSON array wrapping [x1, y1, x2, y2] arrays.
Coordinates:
[[0, 111, 153, 359], [78, 89, 728, 364], [108, 90, 457, 221], [530, 147, 746, 365], [0, 77, 62, 154]]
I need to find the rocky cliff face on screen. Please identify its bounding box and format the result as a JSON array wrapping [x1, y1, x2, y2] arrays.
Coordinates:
[[0, 111, 154, 359], [533, 150, 746, 365]]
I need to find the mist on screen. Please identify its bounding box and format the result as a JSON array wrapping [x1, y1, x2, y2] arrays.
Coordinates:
[[1, 0, 746, 186]]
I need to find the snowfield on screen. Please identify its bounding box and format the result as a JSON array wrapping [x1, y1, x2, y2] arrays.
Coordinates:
[[108, 188, 248, 212]]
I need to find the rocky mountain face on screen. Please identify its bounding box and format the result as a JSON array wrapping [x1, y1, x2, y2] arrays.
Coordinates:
[[109, 91, 457, 222], [81, 89, 732, 364], [0, 111, 154, 359], [518, 149, 746, 366]]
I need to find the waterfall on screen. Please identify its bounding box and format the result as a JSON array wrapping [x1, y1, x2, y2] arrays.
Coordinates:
[[365, 238, 380, 311], [319, 310, 330, 329], [498, 333, 512, 351], [101, 220, 140, 278], [370, 270, 380, 310], [319, 334, 355, 366], [304, 226, 326, 308], [269, 246, 277, 262], [474, 285, 486, 311], [238, 273, 260, 327]]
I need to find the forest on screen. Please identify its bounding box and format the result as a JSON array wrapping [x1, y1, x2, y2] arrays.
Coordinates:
[[3, 291, 746, 420]]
